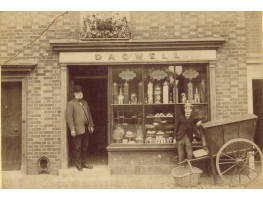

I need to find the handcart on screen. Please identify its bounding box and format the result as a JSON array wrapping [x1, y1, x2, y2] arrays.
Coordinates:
[[175, 113, 263, 186]]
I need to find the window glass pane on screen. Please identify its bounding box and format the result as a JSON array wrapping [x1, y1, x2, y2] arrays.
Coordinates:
[[144, 65, 175, 104], [112, 105, 143, 144], [112, 67, 142, 104], [175, 65, 207, 104], [145, 105, 175, 144], [175, 64, 208, 144]]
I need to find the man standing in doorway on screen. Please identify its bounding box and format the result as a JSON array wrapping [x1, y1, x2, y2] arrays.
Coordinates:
[[66, 85, 94, 171]]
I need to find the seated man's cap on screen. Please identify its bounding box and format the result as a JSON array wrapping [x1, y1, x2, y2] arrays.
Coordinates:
[[184, 102, 192, 108], [73, 85, 82, 93]]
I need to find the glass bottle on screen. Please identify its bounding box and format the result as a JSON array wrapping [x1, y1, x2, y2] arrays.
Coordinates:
[[138, 81, 143, 104], [154, 83, 162, 104], [194, 87, 200, 103], [187, 80, 193, 103], [117, 87, 124, 104], [163, 81, 169, 104], [123, 81, 129, 104], [147, 81, 153, 104], [113, 82, 118, 104]]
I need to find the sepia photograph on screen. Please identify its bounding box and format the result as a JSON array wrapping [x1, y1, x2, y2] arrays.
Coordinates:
[[0, 1, 263, 193]]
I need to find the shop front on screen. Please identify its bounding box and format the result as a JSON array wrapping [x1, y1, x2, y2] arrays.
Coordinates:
[[51, 39, 225, 174]]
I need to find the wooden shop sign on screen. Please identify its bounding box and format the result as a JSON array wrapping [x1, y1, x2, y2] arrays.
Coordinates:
[[59, 50, 216, 64]]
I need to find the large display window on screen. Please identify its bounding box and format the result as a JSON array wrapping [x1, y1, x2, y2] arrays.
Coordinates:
[[109, 64, 209, 145]]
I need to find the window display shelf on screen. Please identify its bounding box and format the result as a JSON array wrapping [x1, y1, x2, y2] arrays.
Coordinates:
[[144, 103, 175, 106], [110, 64, 209, 145], [112, 104, 143, 106], [176, 103, 208, 105]]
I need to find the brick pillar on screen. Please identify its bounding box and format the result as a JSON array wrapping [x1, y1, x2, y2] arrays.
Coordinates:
[[209, 61, 216, 120], [61, 64, 69, 169]]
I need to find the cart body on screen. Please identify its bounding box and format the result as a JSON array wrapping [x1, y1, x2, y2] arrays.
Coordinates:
[[197, 114, 262, 186], [200, 114, 258, 156]]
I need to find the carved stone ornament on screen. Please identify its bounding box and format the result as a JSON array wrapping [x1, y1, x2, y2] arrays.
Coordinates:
[[150, 70, 168, 80], [182, 69, 199, 80], [80, 11, 131, 40], [119, 70, 136, 81]]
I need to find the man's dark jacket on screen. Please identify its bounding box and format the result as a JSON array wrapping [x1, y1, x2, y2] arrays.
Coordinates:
[[66, 98, 94, 135], [174, 115, 198, 142]]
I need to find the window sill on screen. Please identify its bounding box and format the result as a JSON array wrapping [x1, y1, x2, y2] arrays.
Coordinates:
[[106, 143, 202, 152]]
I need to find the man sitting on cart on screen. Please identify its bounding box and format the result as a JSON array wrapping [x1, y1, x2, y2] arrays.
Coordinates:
[[174, 103, 203, 163]]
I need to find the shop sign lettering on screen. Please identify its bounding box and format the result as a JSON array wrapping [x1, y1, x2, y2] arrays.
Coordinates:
[[60, 50, 216, 64], [92, 52, 180, 61]]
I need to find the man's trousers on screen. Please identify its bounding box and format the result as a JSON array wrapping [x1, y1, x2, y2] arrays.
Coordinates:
[[72, 133, 89, 167], [177, 134, 193, 163]]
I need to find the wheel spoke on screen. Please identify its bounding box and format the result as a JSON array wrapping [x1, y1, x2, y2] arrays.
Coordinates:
[[222, 163, 237, 175], [242, 168, 251, 181], [230, 166, 238, 182], [243, 150, 259, 161], [228, 145, 238, 158], [220, 158, 235, 161], [222, 153, 235, 160], [217, 139, 263, 186], [237, 142, 241, 157], [219, 161, 236, 165], [246, 166, 257, 173]]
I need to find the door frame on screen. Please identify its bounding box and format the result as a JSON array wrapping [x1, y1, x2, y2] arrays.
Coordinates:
[[247, 65, 263, 114], [60, 65, 109, 168], [1, 77, 27, 173]]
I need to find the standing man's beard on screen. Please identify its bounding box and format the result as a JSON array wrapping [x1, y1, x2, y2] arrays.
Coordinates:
[[74, 93, 83, 100]]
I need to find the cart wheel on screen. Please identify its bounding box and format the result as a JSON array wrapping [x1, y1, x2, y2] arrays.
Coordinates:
[[216, 138, 263, 186]]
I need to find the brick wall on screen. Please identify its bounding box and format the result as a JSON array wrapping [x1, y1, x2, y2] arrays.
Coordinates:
[[0, 11, 79, 174], [131, 11, 261, 119], [245, 11, 262, 54], [0, 11, 262, 174]]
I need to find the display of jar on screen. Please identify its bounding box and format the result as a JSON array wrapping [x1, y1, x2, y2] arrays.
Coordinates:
[[138, 82, 143, 104], [117, 87, 124, 104], [113, 126, 125, 140], [113, 82, 118, 104], [181, 92, 187, 103], [123, 81, 129, 104], [163, 81, 169, 104], [147, 81, 153, 104], [194, 87, 200, 103], [130, 93, 137, 104], [154, 83, 162, 104], [187, 81, 194, 103]]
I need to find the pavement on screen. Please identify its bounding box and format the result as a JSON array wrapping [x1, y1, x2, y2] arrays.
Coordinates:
[[1, 165, 263, 189]]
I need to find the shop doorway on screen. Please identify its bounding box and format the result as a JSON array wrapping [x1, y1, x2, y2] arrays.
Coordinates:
[[253, 79, 263, 151], [1, 82, 22, 170], [68, 66, 108, 166]]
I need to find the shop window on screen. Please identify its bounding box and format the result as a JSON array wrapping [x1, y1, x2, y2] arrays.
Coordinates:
[[110, 64, 209, 145]]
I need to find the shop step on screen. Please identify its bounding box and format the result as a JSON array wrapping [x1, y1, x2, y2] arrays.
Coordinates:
[[59, 165, 112, 178]]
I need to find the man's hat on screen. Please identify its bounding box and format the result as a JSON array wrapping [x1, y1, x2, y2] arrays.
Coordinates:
[[73, 85, 82, 93], [184, 102, 192, 108]]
